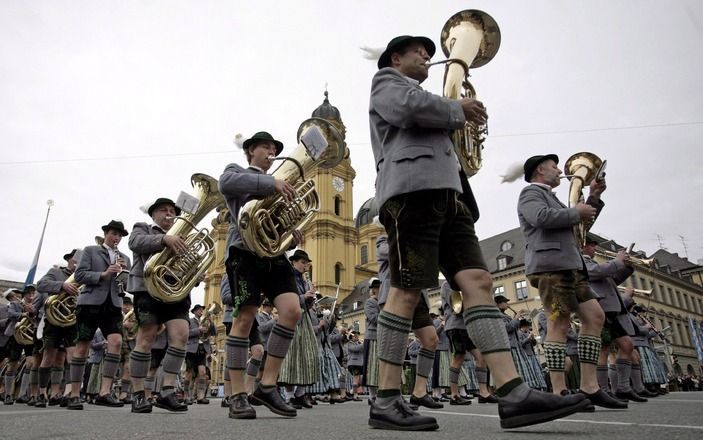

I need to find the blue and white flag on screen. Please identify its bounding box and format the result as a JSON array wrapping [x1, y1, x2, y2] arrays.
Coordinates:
[[24, 200, 53, 289]]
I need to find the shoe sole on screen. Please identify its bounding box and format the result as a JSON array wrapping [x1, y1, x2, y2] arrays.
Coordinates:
[[229, 411, 257, 419], [249, 395, 296, 417], [131, 407, 153, 414], [154, 402, 188, 412], [66, 406, 84, 410], [368, 419, 439, 431], [500, 399, 591, 429]]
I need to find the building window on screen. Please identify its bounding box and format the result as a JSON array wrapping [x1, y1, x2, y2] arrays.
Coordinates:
[[353, 320, 360, 332], [493, 286, 505, 297], [497, 257, 507, 271], [515, 280, 528, 300], [352, 301, 360, 311], [334, 196, 342, 216], [334, 263, 342, 285], [360, 245, 368, 265], [500, 240, 513, 252]]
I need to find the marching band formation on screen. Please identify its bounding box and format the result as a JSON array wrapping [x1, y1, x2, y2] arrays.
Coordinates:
[[0, 8, 675, 433]]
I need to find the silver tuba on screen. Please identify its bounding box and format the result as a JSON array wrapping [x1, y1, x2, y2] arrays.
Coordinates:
[[564, 152, 606, 247], [238, 118, 346, 258], [144, 174, 225, 303], [436, 10, 500, 177]]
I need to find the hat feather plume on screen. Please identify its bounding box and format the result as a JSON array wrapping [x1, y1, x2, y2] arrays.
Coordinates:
[[360, 46, 384, 61], [500, 162, 525, 183], [233, 133, 244, 149]]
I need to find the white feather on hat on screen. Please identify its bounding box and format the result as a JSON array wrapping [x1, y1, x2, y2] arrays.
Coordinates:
[[233, 133, 244, 149], [500, 162, 525, 183], [360, 46, 385, 61]]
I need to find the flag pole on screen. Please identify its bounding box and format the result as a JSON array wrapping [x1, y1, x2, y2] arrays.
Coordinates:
[[24, 199, 54, 288]]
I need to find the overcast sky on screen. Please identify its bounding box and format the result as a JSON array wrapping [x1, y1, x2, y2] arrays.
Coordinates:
[[2, 0, 702, 306]]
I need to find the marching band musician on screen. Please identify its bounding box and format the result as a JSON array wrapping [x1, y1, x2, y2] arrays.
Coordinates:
[[369, 35, 587, 430], [362, 278, 379, 406], [185, 304, 216, 404], [35, 249, 80, 407], [582, 237, 652, 401], [118, 296, 134, 404], [347, 330, 364, 401], [218, 131, 303, 419], [127, 197, 192, 413], [518, 319, 548, 391], [280, 249, 320, 410], [518, 154, 625, 409], [3, 286, 37, 405], [68, 220, 131, 410], [439, 282, 474, 405]]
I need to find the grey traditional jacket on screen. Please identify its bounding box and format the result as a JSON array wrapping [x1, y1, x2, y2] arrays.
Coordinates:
[[376, 235, 391, 306], [364, 297, 379, 340], [369, 67, 466, 210], [407, 339, 420, 365], [220, 276, 233, 325], [501, 311, 521, 349], [440, 281, 464, 331], [186, 317, 215, 354], [519, 329, 537, 356], [218, 164, 276, 253], [4, 301, 26, 337], [0, 304, 10, 346], [75, 245, 131, 308], [127, 222, 168, 293], [433, 317, 449, 351], [256, 311, 275, 347], [518, 184, 603, 275], [347, 340, 364, 367], [37, 266, 73, 296], [329, 327, 347, 359], [89, 329, 105, 363], [583, 254, 635, 335]]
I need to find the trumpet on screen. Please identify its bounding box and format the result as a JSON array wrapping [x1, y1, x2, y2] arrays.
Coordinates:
[[617, 286, 653, 296], [594, 248, 656, 270], [114, 252, 130, 297]]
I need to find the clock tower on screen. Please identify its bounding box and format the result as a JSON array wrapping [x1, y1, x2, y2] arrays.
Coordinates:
[[300, 91, 357, 302]]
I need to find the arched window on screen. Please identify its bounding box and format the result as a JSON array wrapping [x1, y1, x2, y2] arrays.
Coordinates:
[[500, 240, 513, 252], [334, 196, 342, 216], [360, 245, 368, 265], [335, 263, 343, 285]]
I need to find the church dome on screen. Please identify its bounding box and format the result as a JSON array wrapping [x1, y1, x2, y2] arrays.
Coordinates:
[[355, 197, 379, 228], [311, 90, 341, 122]]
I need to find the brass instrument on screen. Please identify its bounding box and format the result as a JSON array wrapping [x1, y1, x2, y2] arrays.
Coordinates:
[[617, 286, 653, 296], [238, 118, 345, 258], [564, 152, 606, 247], [123, 309, 137, 341], [144, 174, 224, 303], [199, 302, 221, 343], [13, 315, 35, 345], [595, 249, 656, 270], [432, 9, 500, 177], [114, 252, 129, 296], [44, 273, 81, 327], [450, 289, 463, 314]]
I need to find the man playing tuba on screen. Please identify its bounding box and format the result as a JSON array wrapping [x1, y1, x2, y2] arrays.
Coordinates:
[[218, 131, 303, 420]]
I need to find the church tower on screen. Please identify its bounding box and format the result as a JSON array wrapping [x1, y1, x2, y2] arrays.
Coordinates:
[[300, 91, 357, 302]]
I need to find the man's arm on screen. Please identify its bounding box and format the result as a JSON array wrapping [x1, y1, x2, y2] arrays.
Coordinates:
[[128, 222, 166, 255], [518, 186, 580, 229], [218, 163, 276, 198], [74, 247, 103, 286]]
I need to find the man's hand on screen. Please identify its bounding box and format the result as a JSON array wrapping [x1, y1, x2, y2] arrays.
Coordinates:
[[62, 282, 80, 295], [304, 292, 316, 302], [162, 235, 188, 254], [622, 286, 635, 298], [616, 250, 627, 262], [199, 325, 208, 333], [459, 98, 488, 125], [101, 263, 122, 279], [575, 202, 597, 221], [275, 179, 297, 202], [589, 178, 607, 199]]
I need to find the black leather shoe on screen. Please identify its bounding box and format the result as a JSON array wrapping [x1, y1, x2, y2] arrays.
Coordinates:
[[368, 399, 439, 431], [581, 389, 628, 409], [16, 395, 29, 404], [615, 390, 648, 403], [59, 396, 68, 407], [95, 394, 125, 407], [329, 397, 346, 404], [367, 397, 375, 406], [229, 392, 256, 419], [450, 395, 472, 405], [221, 396, 230, 408], [4, 395, 14, 405], [121, 393, 133, 404], [196, 398, 210, 404], [478, 394, 499, 404], [499, 389, 590, 429], [635, 388, 658, 398], [409, 393, 444, 409], [131, 393, 153, 413], [34, 394, 47, 408], [26, 396, 36, 406], [155, 393, 188, 412], [655, 387, 667, 395], [606, 391, 628, 403], [290, 396, 304, 409], [66, 396, 84, 410], [302, 395, 313, 409], [48, 396, 62, 406], [250, 385, 296, 417]]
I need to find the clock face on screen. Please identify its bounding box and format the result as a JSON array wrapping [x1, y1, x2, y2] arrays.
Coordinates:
[[332, 176, 345, 192]]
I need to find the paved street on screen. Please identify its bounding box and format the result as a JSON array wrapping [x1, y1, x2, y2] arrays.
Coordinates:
[[2, 392, 702, 440]]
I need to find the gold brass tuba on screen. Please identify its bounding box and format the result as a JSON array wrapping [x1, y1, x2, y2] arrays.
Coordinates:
[[238, 118, 346, 258], [450, 289, 463, 314], [564, 152, 606, 247], [44, 273, 80, 327], [436, 9, 500, 177], [144, 174, 225, 303], [123, 309, 137, 341]]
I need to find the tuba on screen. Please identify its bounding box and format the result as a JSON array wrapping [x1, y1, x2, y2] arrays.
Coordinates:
[[564, 152, 606, 247], [238, 118, 346, 258], [198, 302, 221, 343], [123, 309, 137, 341], [450, 289, 463, 314], [13, 315, 35, 345], [436, 9, 500, 177], [144, 174, 225, 303]]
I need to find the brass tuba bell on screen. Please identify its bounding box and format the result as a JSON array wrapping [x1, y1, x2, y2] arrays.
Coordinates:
[[144, 174, 225, 303], [13, 315, 35, 345], [437, 9, 500, 177], [44, 273, 81, 327], [450, 289, 464, 314], [238, 118, 346, 258]]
